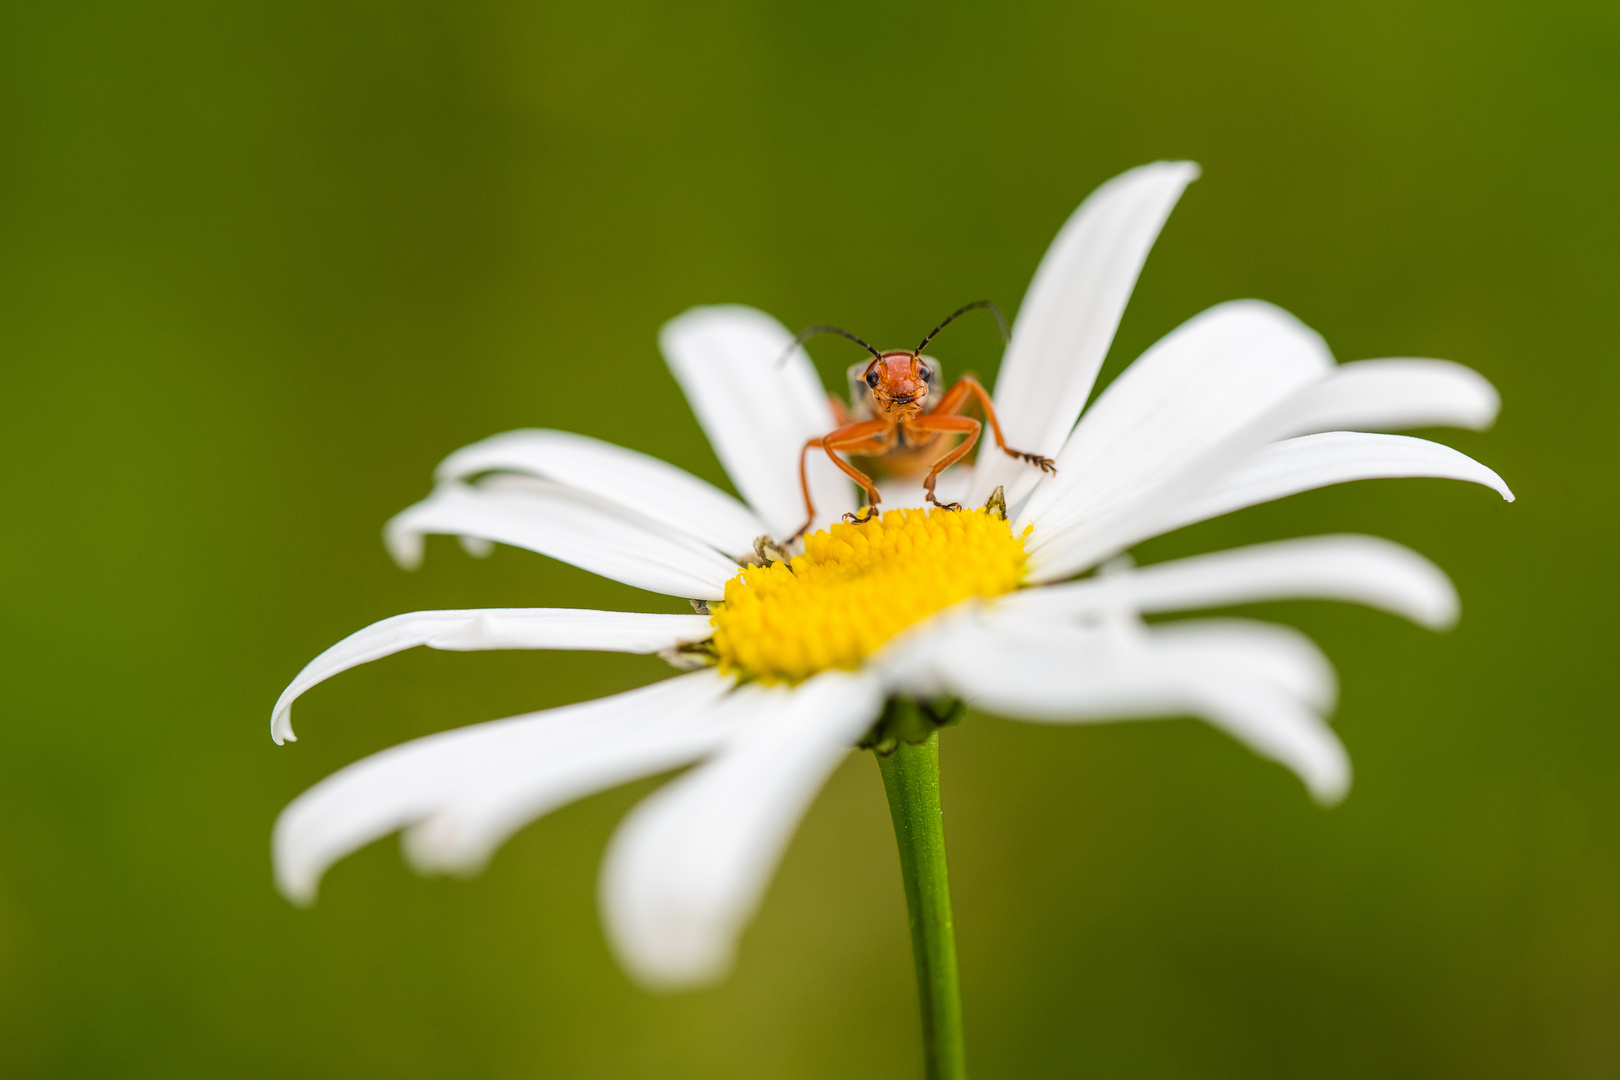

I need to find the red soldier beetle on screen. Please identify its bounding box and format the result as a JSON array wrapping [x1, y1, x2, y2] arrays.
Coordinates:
[[785, 300, 1057, 540]]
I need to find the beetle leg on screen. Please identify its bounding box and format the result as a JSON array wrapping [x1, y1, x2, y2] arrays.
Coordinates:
[[793, 419, 894, 540], [926, 375, 1057, 474], [905, 413, 981, 510]]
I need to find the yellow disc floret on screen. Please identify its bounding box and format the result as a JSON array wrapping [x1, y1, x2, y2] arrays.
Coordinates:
[[710, 506, 1029, 683]]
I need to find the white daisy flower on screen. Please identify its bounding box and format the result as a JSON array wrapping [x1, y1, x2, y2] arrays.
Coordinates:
[[270, 161, 1512, 995]]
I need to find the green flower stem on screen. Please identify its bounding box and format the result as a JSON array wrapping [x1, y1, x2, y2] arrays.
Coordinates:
[[877, 727, 967, 1080]]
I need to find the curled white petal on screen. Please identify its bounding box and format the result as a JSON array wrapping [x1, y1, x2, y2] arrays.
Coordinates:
[[1278, 358, 1501, 437], [973, 161, 1200, 506], [273, 671, 736, 905], [1014, 534, 1458, 629], [661, 305, 856, 539], [1023, 300, 1335, 553], [1158, 431, 1515, 537], [434, 429, 765, 559], [1028, 432, 1512, 583], [923, 618, 1350, 803], [384, 477, 740, 601], [600, 670, 884, 990], [270, 608, 714, 744]]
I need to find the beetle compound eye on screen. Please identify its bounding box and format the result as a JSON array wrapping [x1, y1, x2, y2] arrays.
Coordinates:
[[917, 363, 933, 383], [865, 367, 881, 388]]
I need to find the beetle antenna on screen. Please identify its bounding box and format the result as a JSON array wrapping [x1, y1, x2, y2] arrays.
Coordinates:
[[913, 299, 1009, 355], [776, 324, 883, 368]]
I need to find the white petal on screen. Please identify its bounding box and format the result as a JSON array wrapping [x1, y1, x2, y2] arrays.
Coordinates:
[[967, 608, 1336, 710], [270, 608, 714, 744], [401, 678, 770, 877], [1027, 430, 1512, 584], [1278, 358, 1501, 437], [273, 671, 736, 905], [600, 670, 884, 989], [434, 429, 766, 559], [972, 161, 1201, 506], [384, 478, 741, 601], [923, 618, 1349, 802], [1022, 300, 1336, 556], [1176, 672, 1350, 804], [1004, 534, 1458, 629], [660, 305, 856, 538], [1144, 618, 1337, 712], [1152, 431, 1516, 540]]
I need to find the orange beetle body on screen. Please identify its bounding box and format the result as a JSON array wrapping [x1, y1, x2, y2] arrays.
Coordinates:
[[835, 354, 946, 478], [792, 309, 1056, 539]]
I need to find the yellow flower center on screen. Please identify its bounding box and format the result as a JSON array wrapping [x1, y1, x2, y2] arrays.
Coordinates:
[[710, 506, 1029, 682]]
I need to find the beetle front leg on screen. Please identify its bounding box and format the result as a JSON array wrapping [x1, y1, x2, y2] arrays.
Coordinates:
[[928, 376, 1057, 475], [792, 420, 893, 540], [905, 413, 982, 511]]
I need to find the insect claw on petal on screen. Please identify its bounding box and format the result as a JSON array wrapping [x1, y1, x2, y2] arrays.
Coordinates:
[[1018, 451, 1057, 473]]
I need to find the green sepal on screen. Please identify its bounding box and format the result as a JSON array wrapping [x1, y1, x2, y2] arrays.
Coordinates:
[[860, 696, 967, 756]]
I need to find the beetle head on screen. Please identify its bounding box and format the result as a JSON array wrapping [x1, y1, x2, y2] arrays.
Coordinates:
[[864, 351, 935, 416]]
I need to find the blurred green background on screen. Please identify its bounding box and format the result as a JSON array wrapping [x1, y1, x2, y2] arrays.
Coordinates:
[[0, 1, 1613, 1076]]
